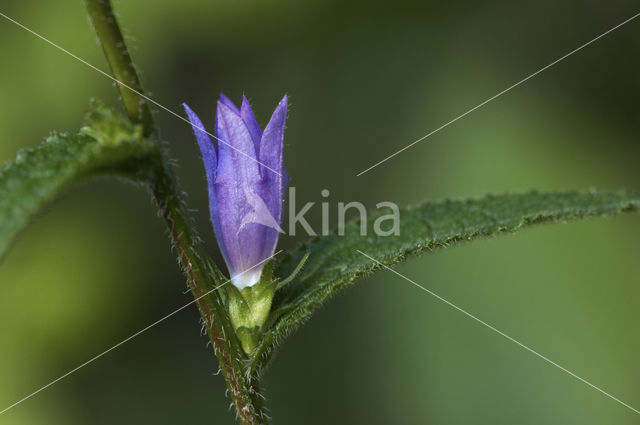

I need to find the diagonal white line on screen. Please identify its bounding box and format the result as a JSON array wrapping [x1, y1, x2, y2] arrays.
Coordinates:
[[0, 250, 282, 416], [356, 11, 640, 176], [0, 11, 282, 177], [356, 250, 639, 415]]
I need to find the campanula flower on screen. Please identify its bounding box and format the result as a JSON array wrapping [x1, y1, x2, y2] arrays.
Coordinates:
[[183, 94, 288, 290]]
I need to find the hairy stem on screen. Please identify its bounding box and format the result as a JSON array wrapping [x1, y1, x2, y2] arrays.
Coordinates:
[[84, 0, 267, 422]]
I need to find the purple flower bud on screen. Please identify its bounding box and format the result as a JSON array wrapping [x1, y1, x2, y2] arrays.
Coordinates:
[[184, 94, 288, 289]]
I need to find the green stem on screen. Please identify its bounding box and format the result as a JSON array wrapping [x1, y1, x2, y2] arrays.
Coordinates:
[[84, 0, 154, 136], [84, 1, 267, 422]]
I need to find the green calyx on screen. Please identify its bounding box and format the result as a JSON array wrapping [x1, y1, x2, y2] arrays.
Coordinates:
[[225, 253, 309, 355]]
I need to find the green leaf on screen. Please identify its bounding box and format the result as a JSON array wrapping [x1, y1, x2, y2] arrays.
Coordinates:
[[251, 189, 640, 372], [0, 100, 156, 259]]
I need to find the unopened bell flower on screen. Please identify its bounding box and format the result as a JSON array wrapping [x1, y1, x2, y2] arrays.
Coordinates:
[[183, 94, 288, 290]]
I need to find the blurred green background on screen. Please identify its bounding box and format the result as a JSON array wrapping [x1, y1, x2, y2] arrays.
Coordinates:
[[0, 1, 638, 424]]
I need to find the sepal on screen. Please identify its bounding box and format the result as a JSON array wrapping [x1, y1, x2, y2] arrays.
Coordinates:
[[275, 251, 309, 291], [225, 253, 310, 355], [225, 259, 277, 355]]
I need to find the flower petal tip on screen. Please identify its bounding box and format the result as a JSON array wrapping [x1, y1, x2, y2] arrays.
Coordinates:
[[219, 93, 240, 114]]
